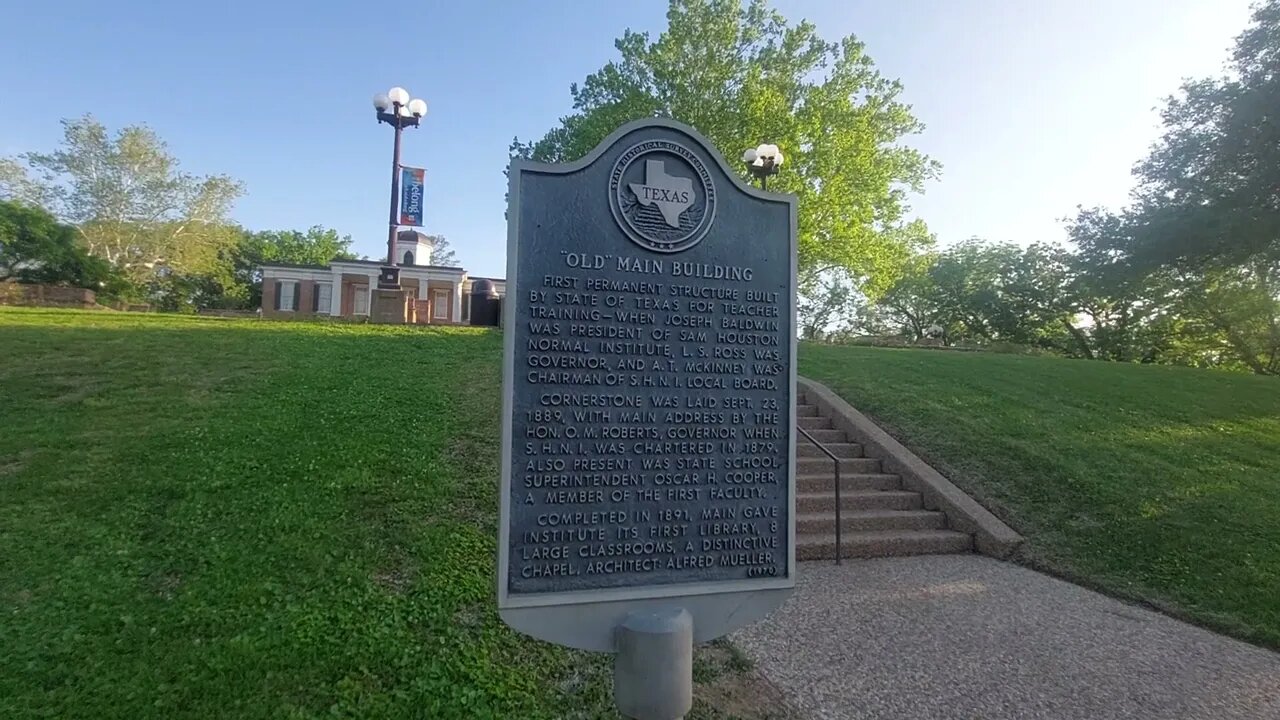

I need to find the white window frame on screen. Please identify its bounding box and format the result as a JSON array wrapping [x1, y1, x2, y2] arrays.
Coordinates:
[[433, 288, 449, 320], [279, 280, 297, 311], [315, 282, 332, 315], [353, 286, 370, 316]]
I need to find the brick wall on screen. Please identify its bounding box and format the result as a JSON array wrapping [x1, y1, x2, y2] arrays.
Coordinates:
[[424, 282, 457, 324], [0, 283, 98, 308], [260, 279, 280, 318], [298, 280, 317, 316], [197, 309, 259, 318], [261, 279, 318, 319]]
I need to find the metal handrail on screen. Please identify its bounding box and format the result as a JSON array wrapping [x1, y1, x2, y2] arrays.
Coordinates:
[[796, 424, 842, 565]]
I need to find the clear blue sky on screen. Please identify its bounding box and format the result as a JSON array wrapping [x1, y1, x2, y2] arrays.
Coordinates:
[[0, 0, 1254, 278]]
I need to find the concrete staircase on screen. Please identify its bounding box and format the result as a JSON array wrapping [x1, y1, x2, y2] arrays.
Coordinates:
[[795, 394, 973, 561]]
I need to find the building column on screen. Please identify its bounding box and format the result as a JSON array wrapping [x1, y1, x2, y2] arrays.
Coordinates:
[[413, 278, 426, 324], [329, 272, 343, 316], [452, 281, 463, 324]]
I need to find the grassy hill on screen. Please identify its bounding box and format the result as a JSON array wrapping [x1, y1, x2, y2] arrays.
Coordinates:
[[802, 344, 1280, 647], [2, 309, 1277, 718], [0, 309, 783, 720]]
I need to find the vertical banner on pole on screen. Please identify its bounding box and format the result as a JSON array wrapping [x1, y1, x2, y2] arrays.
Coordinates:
[[399, 166, 425, 226]]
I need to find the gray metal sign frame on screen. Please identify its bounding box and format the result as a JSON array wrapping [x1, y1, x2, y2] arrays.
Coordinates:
[[499, 118, 797, 653]]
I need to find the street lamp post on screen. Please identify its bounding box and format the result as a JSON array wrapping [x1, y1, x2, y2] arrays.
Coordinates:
[[372, 87, 428, 273], [742, 143, 784, 190]]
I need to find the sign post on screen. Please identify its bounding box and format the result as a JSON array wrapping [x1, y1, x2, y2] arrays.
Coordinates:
[[500, 119, 797, 719]]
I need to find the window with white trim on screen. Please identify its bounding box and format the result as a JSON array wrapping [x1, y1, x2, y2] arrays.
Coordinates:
[[315, 282, 332, 314], [353, 287, 370, 315], [433, 288, 449, 320], [279, 280, 297, 311]]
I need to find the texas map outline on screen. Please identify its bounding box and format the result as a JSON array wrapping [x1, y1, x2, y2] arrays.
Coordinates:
[[628, 159, 695, 228]]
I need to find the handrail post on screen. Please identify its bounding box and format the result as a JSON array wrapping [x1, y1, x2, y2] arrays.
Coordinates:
[[796, 423, 843, 566], [835, 458, 842, 565]]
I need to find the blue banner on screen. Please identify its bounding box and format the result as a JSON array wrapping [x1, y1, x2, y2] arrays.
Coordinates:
[[399, 166, 425, 226]]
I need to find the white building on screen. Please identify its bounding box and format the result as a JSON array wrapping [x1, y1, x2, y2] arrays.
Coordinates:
[[259, 230, 504, 324]]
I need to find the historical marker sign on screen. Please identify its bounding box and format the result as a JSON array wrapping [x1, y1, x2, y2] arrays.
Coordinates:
[[499, 119, 796, 652]]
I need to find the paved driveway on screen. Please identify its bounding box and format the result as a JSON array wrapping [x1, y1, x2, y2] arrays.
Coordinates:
[[733, 556, 1280, 719]]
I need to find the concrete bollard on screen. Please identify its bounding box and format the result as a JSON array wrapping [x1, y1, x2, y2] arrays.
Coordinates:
[[613, 607, 694, 720]]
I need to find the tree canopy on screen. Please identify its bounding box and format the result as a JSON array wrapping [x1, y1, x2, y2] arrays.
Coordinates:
[[239, 227, 356, 268], [860, 2, 1280, 374], [1056, 0, 1280, 374], [226, 226, 357, 309], [0, 116, 375, 312], [425, 234, 459, 267], [0, 200, 115, 289], [1122, 0, 1280, 271], [0, 115, 244, 286], [511, 0, 938, 301]]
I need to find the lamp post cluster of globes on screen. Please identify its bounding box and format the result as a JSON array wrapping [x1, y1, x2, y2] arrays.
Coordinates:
[[372, 86, 428, 273], [742, 143, 784, 190]]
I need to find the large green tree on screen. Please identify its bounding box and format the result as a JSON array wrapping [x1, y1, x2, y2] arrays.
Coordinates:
[[874, 238, 1174, 361], [230, 226, 357, 308], [239, 226, 356, 268], [877, 241, 1074, 350], [511, 0, 938, 302], [1066, 0, 1280, 374], [0, 115, 244, 287], [133, 225, 358, 313], [424, 233, 460, 267], [1125, 0, 1280, 270], [0, 200, 115, 290]]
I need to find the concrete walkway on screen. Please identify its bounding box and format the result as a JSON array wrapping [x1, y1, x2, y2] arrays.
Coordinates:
[[732, 556, 1280, 720]]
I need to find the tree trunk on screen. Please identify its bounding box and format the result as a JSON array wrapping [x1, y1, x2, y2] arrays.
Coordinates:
[[1061, 319, 1095, 359], [1212, 312, 1272, 374]]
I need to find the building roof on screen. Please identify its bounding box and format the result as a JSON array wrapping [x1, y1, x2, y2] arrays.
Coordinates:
[[257, 259, 505, 283], [258, 260, 330, 270], [259, 258, 466, 272], [329, 258, 466, 272]]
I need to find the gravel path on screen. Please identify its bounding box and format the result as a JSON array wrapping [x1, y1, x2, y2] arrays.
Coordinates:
[[732, 556, 1280, 720]]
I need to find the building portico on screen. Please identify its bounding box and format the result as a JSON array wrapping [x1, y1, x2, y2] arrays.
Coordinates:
[[259, 258, 501, 325]]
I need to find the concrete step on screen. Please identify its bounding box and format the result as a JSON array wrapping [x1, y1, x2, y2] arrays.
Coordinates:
[[796, 490, 923, 513], [800, 428, 847, 444], [795, 509, 946, 533], [797, 472, 901, 493], [797, 442, 863, 459], [797, 457, 881, 474], [796, 404, 821, 417], [798, 416, 833, 430], [796, 529, 973, 560]]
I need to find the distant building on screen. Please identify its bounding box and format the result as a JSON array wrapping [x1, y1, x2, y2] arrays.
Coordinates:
[[258, 230, 505, 324]]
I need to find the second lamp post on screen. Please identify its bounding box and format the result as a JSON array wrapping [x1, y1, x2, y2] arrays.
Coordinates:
[[372, 86, 428, 277], [742, 143, 784, 190]]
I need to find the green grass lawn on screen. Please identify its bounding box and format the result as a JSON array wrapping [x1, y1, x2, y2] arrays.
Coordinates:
[[5, 308, 1278, 718], [0, 308, 786, 720], [802, 344, 1280, 647]]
